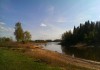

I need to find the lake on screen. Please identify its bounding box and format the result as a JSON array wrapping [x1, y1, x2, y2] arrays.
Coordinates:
[[42, 42, 63, 53], [41, 42, 100, 62]]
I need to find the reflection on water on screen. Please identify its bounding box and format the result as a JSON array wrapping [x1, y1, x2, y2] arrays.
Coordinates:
[[42, 42, 62, 53], [42, 42, 100, 61], [61, 46, 100, 61]]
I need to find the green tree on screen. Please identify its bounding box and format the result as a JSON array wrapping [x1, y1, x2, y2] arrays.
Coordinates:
[[0, 37, 12, 42], [61, 30, 73, 46], [61, 20, 100, 46], [24, 31, 31, 42], [14, 22, 24, 42]]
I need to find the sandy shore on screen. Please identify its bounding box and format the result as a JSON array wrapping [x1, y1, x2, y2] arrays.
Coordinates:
[[21, 45, 100, 70]]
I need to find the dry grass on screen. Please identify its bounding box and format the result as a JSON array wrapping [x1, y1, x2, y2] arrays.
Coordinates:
[[0, 42, 99, 70], [0, 42, 42, 49], [23, 48, 99, 70]]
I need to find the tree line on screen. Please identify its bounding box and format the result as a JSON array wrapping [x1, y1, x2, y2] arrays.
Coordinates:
[[33, 39, 61, 43], [0, 37, 12, 42], [0, 21, 61, 43], [61, 20, 100, 46]]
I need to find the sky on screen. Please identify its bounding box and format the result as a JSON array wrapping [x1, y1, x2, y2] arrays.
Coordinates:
[[0, 0, 100, 40]]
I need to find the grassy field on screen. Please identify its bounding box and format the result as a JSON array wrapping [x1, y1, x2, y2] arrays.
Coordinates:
[[0, 48, 61, 70], [0, 42, 95, 70]]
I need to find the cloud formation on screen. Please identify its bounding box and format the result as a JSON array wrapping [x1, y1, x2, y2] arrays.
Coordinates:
[[0, 24, 14, 32], [40, 23, 47, 27], [37, 22, 66, 40], [0, 22, 5, 25], [0, 21, 14, 38]]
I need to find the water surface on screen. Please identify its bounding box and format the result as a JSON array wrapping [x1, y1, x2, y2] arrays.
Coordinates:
[[42, 42, 100, 61], [42, 42, 62, 53]]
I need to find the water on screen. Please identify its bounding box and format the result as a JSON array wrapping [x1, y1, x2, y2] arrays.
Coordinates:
[[42, 42, 100, 61], [42, 42, 62, 53]]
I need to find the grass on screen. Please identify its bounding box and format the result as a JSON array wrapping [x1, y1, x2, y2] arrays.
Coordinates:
[[0, 42, 95, 70], [30, 49, 94, 70], [0, 48, 61, 70]]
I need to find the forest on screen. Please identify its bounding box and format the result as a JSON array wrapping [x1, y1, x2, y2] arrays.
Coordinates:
[[61, 20, 100, 46]]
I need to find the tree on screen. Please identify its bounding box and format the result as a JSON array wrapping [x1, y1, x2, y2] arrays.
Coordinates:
[[61, 30, 73, 46], [0, 37, 12, 42], [14, 22, 24, 42], [61, 20, 100, 46], [24, 31, 31, 42]]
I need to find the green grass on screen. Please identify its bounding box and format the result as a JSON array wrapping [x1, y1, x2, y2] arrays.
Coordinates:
[[0, 48, 61, 70], [0, 47, 94, 70]]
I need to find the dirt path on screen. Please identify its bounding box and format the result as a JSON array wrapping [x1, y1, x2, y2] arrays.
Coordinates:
[[24, 48, 100, 70]]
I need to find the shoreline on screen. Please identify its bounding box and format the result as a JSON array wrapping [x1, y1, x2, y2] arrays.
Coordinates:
[[0, 42, 100, 70], [22, 46, 100, 70]]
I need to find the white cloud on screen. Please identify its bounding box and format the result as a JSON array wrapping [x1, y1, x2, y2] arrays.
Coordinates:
[[0, 25, 5, 31], [40, 23, 47, 27], [7, 27, 14, 32], [38, 22, 66, 40], [0, 22, 14, 32], [0, 25, 14, 32], [0, 22, 15, 39], [0, 22, 5, 25]]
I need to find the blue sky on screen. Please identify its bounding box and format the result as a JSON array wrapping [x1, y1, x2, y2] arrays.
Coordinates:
[[0, 0, 100, 40]]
